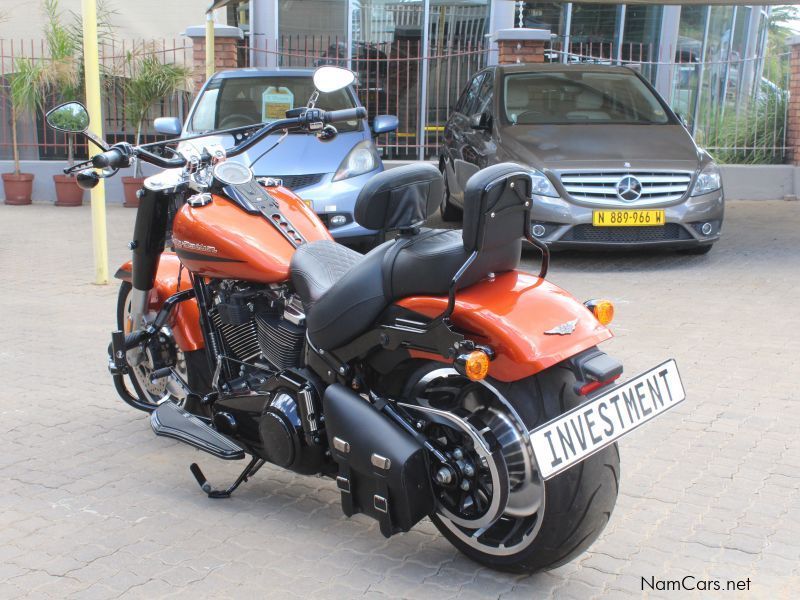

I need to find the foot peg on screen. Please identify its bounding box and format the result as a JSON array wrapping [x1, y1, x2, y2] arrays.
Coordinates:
[[190, 457, 265, 499], [150, 402, 245, 460]]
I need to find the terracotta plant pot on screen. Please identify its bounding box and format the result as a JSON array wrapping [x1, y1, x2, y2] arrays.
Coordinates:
[[53, 174, 84, 206], [2, 172, 34, 205], [122, 176, 145, 208]]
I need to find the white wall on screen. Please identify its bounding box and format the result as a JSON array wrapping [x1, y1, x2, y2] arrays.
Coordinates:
[[0, 0, 226, 43]]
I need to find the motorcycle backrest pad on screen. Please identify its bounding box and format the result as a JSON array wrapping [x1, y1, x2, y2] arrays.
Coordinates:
[[323, 383, 435, 537], [354, 163, 443, 231], [462, 162, 532, 253]]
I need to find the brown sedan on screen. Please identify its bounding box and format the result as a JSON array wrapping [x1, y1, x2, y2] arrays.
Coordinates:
[[440, 64, 723, 254]]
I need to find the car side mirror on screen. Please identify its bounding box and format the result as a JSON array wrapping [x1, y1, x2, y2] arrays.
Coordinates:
[[470, 111, 491, 131], [154, 117, 182, 137], [372, 114, 398, 136]]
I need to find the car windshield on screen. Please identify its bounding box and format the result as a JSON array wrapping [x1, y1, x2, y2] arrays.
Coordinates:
[[189, 75, 360, 133], [503, 70, 670, 125]]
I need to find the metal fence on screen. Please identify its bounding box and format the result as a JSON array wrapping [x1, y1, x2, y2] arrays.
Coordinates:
[[2, 34, 788, 164], [544, 41, 790, 164], [0, 38, 192, 162], [242, 37, 489, 159]]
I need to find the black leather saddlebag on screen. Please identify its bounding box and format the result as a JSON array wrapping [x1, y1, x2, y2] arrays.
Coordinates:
[[323, 384, 434, 537]]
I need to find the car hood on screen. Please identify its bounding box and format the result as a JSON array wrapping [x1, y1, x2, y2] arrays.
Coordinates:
[[180, 130, 366, 176], [497, 124, 700, 171]]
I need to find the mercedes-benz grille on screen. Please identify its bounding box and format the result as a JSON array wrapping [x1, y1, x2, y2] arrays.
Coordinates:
[[559, 171, 693, 206]]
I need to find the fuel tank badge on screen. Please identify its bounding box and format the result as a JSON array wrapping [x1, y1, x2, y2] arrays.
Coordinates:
[[173, 238, 218, 254]]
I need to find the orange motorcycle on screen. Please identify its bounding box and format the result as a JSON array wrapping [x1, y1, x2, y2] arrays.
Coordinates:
[[46, 67, 685, 573]]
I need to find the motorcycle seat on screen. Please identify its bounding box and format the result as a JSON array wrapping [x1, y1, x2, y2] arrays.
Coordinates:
[[290, 162, 527, 351]]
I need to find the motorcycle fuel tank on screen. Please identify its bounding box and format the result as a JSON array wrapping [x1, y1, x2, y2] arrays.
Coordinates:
[[171, 185, 332, 283]]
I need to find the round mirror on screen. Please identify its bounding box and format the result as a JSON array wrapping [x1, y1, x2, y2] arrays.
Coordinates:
[[313, 66, 355, 94], [46, 102, 90, 133]]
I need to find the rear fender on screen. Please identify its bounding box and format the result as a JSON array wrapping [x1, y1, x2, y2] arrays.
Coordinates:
[[396, 270, 612, 382], [114, 252, 204, 351]]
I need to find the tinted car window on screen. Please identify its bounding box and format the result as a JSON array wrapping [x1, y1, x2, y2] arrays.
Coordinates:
[[189, 76, 360, 133], [475, 73, 493, 116], [460, 73, 485, 116], [503, 70, 670, 125]]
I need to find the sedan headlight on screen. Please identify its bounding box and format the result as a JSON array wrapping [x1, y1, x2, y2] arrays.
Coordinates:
[[691, 162, 721, 196], [333, 140, 379, 182], [530, 169, 559, 198]]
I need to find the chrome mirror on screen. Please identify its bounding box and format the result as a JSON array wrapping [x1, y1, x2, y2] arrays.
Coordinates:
[[313, 66, 355, 93], [46, 101, 90, 133]]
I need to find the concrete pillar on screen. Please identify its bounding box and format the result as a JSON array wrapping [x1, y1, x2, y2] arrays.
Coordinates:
[[787, 36, 800, 165], [488, 28, 551, 65], [184, 24, 244, 91], [487, 1, 518, 65]]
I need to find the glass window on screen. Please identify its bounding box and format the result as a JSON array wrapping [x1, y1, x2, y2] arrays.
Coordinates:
[[517, 3, 567, 38], [475, 72, 494, 116], [569, 4, 620, 59], [189, 76, 358, 133], [279, 0, 347, 41], [622, 5, 662, 63], [503, 70, 671, 125], [461, 72, 485, 116]]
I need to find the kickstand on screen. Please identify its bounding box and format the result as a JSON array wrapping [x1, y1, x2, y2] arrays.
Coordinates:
[[190, 457, 265, 499]]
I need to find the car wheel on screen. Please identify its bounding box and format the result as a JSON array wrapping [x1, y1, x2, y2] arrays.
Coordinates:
[[678, 244, 713, 255], [439, 159, 462, 222]]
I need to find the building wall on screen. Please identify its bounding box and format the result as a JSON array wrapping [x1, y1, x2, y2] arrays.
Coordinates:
[[0, 0, 226, 42]]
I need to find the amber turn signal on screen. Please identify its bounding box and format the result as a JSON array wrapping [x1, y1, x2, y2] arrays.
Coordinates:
[[585, 299, 615, 325], [456, 350, 491, 381]]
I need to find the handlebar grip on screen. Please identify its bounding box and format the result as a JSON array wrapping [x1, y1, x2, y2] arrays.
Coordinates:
[[324, 107, 367, 123], [93, 148, 126, 169]]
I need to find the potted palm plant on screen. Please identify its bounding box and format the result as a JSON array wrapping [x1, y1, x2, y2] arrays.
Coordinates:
[[2, 58, 43, 205], [122, 49, 191, 207], [45, 0, 84, 206]]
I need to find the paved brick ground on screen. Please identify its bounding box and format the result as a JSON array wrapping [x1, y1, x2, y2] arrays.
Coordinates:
[[1, 200, 799, 599]]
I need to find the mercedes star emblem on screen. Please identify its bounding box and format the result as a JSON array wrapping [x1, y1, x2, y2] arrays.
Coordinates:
[[617, 175, 643, 202]]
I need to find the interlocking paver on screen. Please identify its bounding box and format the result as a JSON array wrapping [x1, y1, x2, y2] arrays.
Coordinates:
[[1, 200, 799, 597]]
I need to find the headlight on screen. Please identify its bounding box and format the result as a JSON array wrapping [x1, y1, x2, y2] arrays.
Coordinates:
[[333, 140, 379, 181], [691, 163, 721, 196], [530, 169, 559, 198]]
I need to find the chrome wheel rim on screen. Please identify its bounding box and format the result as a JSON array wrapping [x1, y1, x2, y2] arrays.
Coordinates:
[[123, 288, 188, 407], [412, 368, 546, 556]]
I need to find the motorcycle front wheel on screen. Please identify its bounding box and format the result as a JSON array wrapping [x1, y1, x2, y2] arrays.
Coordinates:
[[116, 281, 211, 414], [409, 363, 620, 573]]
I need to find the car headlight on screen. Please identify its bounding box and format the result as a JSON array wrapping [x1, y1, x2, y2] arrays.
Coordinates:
[[691, 163, 721, 196], [530, 169, 559, 198], [333, 140, 379, 182]]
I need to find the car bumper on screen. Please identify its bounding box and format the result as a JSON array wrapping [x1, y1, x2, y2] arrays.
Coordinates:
[[289, 169, 381, 241], [529, 189, 724, 250]]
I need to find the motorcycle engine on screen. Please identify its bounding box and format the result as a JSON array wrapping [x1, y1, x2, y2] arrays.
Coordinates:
[[208, 280, 329, 475], [208, 280, 306, 372]]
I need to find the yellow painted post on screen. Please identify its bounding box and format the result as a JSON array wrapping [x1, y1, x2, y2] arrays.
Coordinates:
[[81, 0, 108, 285], [206, 12, 215, 81]]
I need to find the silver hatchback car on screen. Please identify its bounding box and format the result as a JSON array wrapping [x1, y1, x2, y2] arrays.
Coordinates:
[[441, 64, 724, 254]]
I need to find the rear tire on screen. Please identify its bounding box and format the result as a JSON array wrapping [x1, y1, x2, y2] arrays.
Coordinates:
[[439, 159, 462, 222], [430, 365, 620, 573]]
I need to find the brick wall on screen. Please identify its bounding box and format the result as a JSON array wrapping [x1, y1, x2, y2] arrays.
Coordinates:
[[787, 38, 800, 165], [497, 39, 547, 65], [184, 25, 244, 91]]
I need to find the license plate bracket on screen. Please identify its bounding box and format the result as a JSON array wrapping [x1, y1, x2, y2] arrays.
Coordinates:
[[529, 359, 685, 480]]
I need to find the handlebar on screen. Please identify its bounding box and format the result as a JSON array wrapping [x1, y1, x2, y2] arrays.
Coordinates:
[[89, 105, 368, 174]]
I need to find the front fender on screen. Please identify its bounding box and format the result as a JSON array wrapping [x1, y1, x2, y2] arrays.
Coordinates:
[[114, 252, 204, 352], [396, 270, 612, 382]]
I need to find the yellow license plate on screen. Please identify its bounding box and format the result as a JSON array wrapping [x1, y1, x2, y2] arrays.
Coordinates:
[[592, 209, 665, 227]]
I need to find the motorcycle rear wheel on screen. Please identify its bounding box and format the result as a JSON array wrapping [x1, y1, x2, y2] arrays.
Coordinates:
[[116, 282, 211, 414], [420, 364, 620, 573]]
